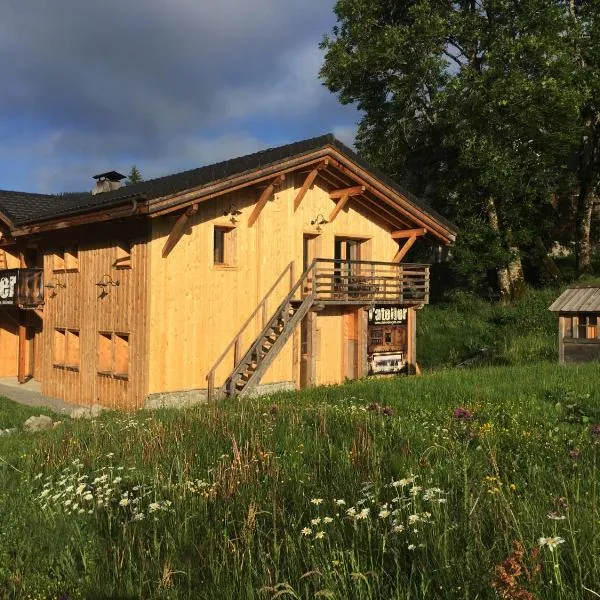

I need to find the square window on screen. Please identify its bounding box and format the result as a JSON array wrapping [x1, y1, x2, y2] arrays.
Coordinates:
[[53, 246, 79, 272], [97, 331, 130, 379]]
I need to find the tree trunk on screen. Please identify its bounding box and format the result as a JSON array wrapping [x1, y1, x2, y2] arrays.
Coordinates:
[[486, 197, 514, 298], [576, 187, 594, 275], [575, 105, 599, 276]]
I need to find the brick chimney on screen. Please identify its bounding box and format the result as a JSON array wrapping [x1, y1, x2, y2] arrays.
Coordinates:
[[92, 171, 126, 195]]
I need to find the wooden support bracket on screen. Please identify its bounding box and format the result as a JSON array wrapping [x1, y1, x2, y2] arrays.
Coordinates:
[[162, 204, 198, 258], [247, 173, 286, 227], [328, 192, 350, 223], [329, 185, 365, 199], [293, 160, 328, 211], [393, 235, 417, 263], [391, 227, 427, 239]]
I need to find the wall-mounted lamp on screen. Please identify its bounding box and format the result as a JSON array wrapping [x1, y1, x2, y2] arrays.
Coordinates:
[[310, 214, 328, 232], [44, 277, 66, 297], [96, 274, 120, 298], [223, 203, 243, 224]]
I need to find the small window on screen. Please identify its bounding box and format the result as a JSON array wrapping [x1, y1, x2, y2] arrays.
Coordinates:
[[574, 314, 598, 340], [114, 241, 132, 269], [114, 333, 129, 377], [97, 331, 130, 379], [98, 332, 113, 373], [53, 246, 79, 272], [54, 328, 79, 370], [53, 249, 65, 272], [53, 328, 66, 366], [213, 226, 235, 266], [65, 330, 80, 369], [65, 247, 79, 271]]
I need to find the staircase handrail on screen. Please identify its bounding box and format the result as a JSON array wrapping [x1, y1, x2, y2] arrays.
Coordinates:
[[224, 260, 318, 396], [207, 261, 295, 399]]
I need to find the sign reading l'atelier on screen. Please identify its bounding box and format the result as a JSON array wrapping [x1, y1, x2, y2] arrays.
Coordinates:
[[367, 306, 407, 325], [0, 270, 18, 306]]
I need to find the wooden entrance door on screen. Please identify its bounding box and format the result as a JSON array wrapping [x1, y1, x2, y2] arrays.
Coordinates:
[[343, 309, 359, 380]]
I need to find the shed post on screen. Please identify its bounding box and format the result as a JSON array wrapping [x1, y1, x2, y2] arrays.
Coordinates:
[[558, 314, 565, 365]]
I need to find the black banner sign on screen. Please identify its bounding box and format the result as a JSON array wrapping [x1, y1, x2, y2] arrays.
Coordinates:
[[0, 270, 18, 306], [367, 306, 407, 326]]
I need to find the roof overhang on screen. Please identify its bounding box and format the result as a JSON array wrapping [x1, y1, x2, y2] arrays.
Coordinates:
[[6, 143, 457, 244], [146, 145, 456, 245]]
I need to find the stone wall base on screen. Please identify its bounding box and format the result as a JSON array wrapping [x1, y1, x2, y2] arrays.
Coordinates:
[[144, 381, 296, 410]]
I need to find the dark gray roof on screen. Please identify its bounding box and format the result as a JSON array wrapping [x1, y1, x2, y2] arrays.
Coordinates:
[[0, 134, 455, 234], [549, 287, 600, 312]]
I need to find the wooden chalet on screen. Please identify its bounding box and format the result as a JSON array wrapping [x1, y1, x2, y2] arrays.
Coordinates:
[[549, 287, 600, 364], [0, 135, 456, 409]]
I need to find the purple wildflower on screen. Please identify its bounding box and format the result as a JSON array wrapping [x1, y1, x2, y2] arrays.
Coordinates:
[[453, 407, 473, 420], [382, 406, 394, 417], [590, 424, 600, 439]]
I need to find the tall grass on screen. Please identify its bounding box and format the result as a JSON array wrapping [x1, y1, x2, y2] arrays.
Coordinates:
[[418, 287, 559, 369], [1, 362, 599, 598]]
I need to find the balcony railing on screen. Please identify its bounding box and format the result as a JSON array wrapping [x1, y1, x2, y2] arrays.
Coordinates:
[[306, 259, 429, 305], [0, 268, 44, 308]]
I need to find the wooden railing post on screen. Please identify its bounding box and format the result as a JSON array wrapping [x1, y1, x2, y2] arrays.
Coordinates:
[[290, 261, 295, 295], [208, 371, 214, 402], [425, 266, 430, 304], [234, 337, 241, 366]]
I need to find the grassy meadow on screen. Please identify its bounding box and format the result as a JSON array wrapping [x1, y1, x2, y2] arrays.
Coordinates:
[[1, 286, 600, 599], [1, 361, 600, 599]]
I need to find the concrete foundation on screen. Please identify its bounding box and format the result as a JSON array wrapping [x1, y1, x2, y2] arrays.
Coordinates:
[[143, 380, 296, 410]]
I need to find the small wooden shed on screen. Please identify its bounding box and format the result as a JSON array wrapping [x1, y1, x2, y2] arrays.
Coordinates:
[[549, 287, 600, 364]]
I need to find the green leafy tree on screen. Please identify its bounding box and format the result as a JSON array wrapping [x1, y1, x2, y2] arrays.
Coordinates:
[[321, 0, 584, 295], [568, 1, 600, 274], [126, 165, 143, 185]]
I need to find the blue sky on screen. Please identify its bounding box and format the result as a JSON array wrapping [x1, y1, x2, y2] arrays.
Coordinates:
[[0, 1, 358, 194]]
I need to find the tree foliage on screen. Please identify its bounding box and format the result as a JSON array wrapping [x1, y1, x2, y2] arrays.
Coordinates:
[[321, 0, 589, 291], [126, 165, 143, 185]]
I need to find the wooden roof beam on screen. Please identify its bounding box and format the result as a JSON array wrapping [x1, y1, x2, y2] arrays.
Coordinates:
[[391, 228, 427, 239], [293, 160, 328, 211], [329, 185, 365, 199], [247, 174, 286, 227], [328, 192, 350, 223], [393, 235, 418, 263], [162, 204, 198, 258], [327, 153, 455, 243]]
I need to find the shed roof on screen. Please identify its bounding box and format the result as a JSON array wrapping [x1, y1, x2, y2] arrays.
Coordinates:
[[548, 287, 600, 312]]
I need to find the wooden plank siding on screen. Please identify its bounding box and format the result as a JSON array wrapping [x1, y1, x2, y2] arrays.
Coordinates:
[[40, 222, 149, 409], [147, 174, 400, 394]]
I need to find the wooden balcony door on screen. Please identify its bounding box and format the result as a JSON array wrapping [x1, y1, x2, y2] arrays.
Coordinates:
[[300, 235, 317, 387]]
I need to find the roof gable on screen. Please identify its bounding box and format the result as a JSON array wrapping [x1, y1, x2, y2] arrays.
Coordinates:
[[0, 134, 456, 242]]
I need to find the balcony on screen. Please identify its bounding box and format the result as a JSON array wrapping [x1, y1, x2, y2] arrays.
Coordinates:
[[0, 269, 44, 309], [306, 259, 429, 305]]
